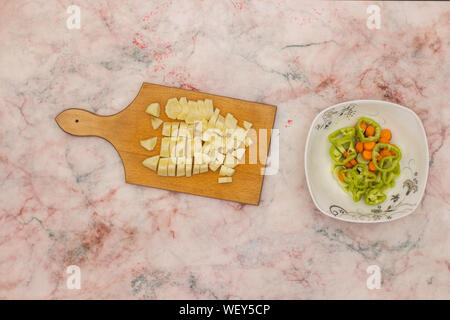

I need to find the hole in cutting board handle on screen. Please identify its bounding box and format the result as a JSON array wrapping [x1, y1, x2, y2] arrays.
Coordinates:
[[75, 119, 79, 123]]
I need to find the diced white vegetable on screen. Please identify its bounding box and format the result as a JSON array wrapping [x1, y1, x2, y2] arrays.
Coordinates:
[[187, 124, 194, 139], [233, 148, 245, 160], [185, 157, 193, 177], [219, 165, 235, 177], [142, 155, 160, 171], [218, 177, 232, 183], [194, 154, 203, 165], [193, 137, 203, 156], [209, 161, 221, 172], [176, 157, 186, 176], [186, 164, 192, 177], [160, 137, 170, 157], [178, 122, 188, 137], [233, 127, 247, 143], [171, 122, 179, 137], [185, 137, 194, 157], [167, 158, 176, 176], [202, 153, 212, 165], [215, 114, 225, 130], [243, 121, 253, 130], [208, 108, 220, 128], [201, 119, 208, 133], [151, 117, 163, 130], [193, 164, 200, 175], [176, 136, 186, 157], [224, 154, 238, 168], [193, 121, 203, 137], [165, 98, 181, 119], [203, 128, 222, 142], [178, 97, 189, 120], [162, 122, 171, 136], [225, 136, 236, 152], [140, 137, 157, 151], [212, 136, 225, 151], [202, 141, 211, 155], [145, 103, 160, 117], [224, 113, 237, 129], [215, 152, 225, 165], [169, 137, 177, 157], [204, 99, 214, 120], [209, 153, 224, 172], [245, 136, 253, 147], [200, 163, 208, 173], [197, 100, 206, 119], [185, 101, 199, 124], [157, 158, 168, 176]]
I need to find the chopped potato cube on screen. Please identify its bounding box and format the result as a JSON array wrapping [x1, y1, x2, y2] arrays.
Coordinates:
[[187, 124, 194, 139], [151, 117, 163, 130], [165, 98, 181, 119], [142, 155, 160, 171], [200, 163, 208, 173], [224, 113, 237, 129], [162, 122, 171, 136], [185, 101, 199, 124], [215, 153, 225, 165], [176, 136, 186, 157], [169, 137, 177, 156], [233, 148, 245, 160], [193, 164, 200, 175], [157, 158, 168, 176], [160, 137, 170, 157], [185, 163, 192, 177], [140, 137, 157, 151], [178, 122, 188, 137], [167, 158, 176, 176], [224, 154, 238, 168], [208, 108, 220, 128], [178, 97, 189, 120], [145, 103, 160, 117], [243, 121, 253, 130], [185, 137, 194, 158], [218, 177, 232, 183], [204, 99, 214, 120], [176, 157, 186, 176], [209, 161, 221, 172], [215, 114, 225, 130], [185, 157, 193, 177], [171, 122, 179, 137], [219, 165, 235, 177], [233, 127, 247, 143]]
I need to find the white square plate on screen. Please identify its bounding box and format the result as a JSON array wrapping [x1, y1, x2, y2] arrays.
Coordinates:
[[305, 100, 429, 223]]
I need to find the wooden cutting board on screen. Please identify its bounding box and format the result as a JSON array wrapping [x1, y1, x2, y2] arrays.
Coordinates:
[[56, 83, 276, 205]]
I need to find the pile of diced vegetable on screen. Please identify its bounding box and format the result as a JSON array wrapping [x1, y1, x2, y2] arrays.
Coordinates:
[[329, 117, 402, 205], [140, 98, 253, 184]]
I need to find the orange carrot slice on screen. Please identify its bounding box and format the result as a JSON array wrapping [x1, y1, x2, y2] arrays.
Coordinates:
[[380, 129, 392, 141], [363, 150, 372, 160], [364, 141, 375, 151], [355, 141, 363, 153], [365, 125, 375, 136]]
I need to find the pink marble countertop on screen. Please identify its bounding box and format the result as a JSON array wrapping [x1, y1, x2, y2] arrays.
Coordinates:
[[1, 0, 449, 299]]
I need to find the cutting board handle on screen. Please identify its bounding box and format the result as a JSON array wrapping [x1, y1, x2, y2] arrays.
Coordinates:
[[55, 108, 113, 138]]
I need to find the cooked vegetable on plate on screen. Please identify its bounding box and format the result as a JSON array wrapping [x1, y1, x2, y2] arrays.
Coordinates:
[[329, 117, 402, 205]]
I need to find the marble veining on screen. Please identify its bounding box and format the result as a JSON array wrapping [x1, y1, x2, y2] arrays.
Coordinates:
[[0, 0, 449, 299]]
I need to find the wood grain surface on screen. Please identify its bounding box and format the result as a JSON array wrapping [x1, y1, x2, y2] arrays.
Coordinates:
[[56, 83, 276, 205]]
